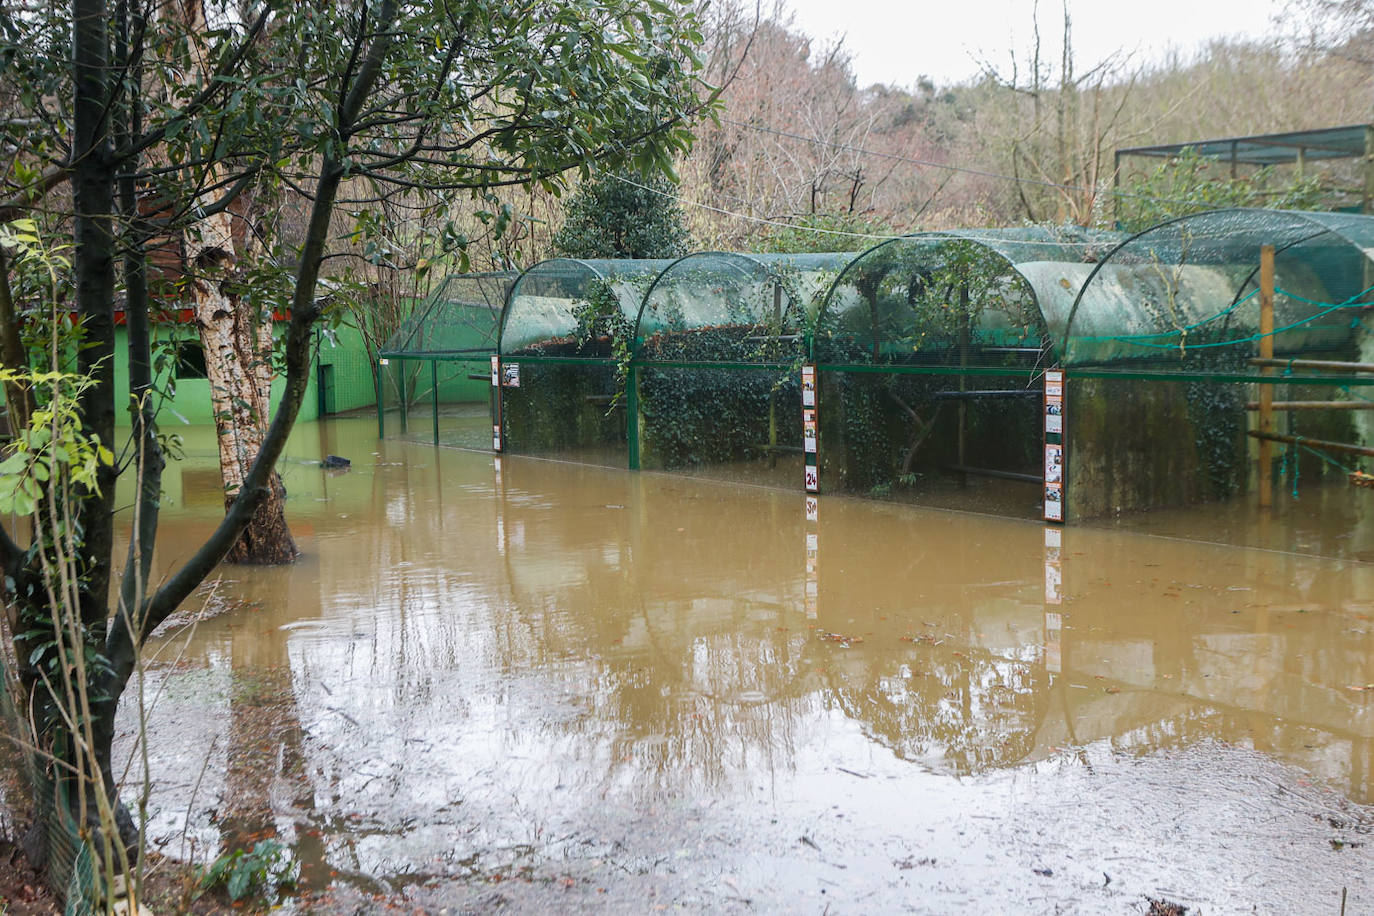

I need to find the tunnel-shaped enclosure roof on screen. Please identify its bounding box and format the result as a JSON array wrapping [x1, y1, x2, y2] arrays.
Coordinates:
[[498, 258, 674, 357], [1060, 209, 1374, 370], [816, 226, 1123, 365], [381, 271, 517, 356], [634, 252, 857, 363]]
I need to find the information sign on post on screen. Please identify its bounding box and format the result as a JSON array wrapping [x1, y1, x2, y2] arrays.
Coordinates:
[[802, 364, 819, 492], [1043, 369, 1065, 522]]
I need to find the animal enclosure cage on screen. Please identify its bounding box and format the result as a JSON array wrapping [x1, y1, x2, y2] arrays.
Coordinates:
[[1056, 208, 1374, 518], [811, 226, 1123, 518], [382, 209, 1374, 525], [633, 252, 853, 486], [496, 257, 674, 467], [378, 270, 516, 450]]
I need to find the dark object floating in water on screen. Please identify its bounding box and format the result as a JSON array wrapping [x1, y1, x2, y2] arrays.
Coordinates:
[[322, 455, 351, 470]]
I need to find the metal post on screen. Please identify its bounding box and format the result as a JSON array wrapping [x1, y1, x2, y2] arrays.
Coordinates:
[[375, 361, 384, 439], [1258, 244, 1275, 508], [626, 363, 640, 470], [431, 359, 440, 446], [399, 360, 408, 434], [1364, 125, 1374, 214], [768, 284, 781, 468]]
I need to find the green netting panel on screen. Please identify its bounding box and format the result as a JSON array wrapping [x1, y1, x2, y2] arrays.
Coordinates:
[[0, 657, 100, 914], [1060, 209, 1374, 376], [381, 271, 516, 356], [635, 252, 855, 364], [815, 227, 1123, 370], [637, 365, 804, 486], [379, 356, 495, 450], [816, 368, 1046, 517], [501, 362, 626, 466], [498, 258, 674, 357]]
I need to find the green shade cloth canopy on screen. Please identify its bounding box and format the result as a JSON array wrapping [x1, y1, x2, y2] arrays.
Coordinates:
[[1061, 209, 1374, 369]]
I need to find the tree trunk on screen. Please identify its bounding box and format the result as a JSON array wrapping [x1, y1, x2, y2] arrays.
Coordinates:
[[190, 264, 297, 564], [180, 0, 296, 565]]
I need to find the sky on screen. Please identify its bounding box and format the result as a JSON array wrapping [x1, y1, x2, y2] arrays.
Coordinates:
[[781, 0, 1291, 88]]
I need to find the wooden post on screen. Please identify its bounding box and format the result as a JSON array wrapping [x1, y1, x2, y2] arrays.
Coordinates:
[[1258, 244, 1275, 508]]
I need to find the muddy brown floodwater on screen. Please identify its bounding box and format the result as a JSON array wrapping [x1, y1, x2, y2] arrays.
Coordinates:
[[114, 418, 1374, 913]]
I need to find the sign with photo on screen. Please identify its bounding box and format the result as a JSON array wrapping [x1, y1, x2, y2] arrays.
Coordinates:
[[1044, 483, 1063, 521], [803, 409, 818, 453], [1043, 370, 1065, 523], [801, 364, 816, 407], [1044, 368, 1063, 398], [502, 362, 520, 388], [1045, 394, 1063, 434]]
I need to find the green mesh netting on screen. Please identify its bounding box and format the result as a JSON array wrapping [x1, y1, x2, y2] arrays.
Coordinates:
[[1060, 209, 1374, 376], [815, 226, 1124, 369], [381, 271, 516, 356], [498, 258, 674, 357], [497, 259, 673, 465], [0, 658, 100, 915], [378, 271, 515, 450], [632, 253, 855, 481]]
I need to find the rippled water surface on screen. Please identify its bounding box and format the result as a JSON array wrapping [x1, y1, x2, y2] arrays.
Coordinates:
[[118, 418, 1374, 912]]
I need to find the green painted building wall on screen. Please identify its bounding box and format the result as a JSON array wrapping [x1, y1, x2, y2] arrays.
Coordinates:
[[112, 316, 375, 428]]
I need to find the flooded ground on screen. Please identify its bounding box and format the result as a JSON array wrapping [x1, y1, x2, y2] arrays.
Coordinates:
[[116, 417, 1374, 912]]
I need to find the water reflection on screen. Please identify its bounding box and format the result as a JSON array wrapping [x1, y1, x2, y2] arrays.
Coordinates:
[[121, 419, 1374, 906]]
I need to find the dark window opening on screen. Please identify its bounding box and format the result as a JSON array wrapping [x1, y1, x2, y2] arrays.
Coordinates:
[[177, 341, 208, 380]]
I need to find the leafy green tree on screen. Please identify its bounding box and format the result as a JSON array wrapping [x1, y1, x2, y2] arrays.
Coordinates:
[[552, 171, 690, 258], [1114, 149, 1329, 233], [0, 0, 708, 880], [748, 212, 896, 254]]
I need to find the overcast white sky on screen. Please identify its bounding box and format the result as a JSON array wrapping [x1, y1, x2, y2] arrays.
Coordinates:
[[782, 0, 1291, 87]]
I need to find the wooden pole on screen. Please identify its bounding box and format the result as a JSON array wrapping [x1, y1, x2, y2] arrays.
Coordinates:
[[1248, 429, 1374, 459], [1245, 400, 1374, 411], [1258, 244, 1275, 508], [1248, 357, 1374, 373]]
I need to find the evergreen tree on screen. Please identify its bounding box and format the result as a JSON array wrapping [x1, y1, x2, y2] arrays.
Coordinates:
[[553, 172, 691, 258]]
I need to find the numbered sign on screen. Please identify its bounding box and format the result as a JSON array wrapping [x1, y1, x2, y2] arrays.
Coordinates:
[[804, 464, 819, 492]]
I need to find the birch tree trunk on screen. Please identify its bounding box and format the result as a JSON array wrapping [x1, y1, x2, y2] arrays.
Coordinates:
[[180, 0, 296, 564]]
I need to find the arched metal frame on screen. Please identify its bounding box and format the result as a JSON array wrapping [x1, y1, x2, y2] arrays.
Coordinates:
[[497, 257, 675, 356], [812, 226, 1122, 366], [1060, 208, 1374, 371]]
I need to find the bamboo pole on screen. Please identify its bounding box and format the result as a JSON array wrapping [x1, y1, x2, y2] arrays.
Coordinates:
[[1248, 429, 1374, 459], [1258, 245, 1274, 509], [1245, 400, 1374, 410], [1248, 358, 1374, 373]]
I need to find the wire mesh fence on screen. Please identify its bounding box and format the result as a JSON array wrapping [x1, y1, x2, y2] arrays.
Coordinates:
[[380, 211, 1374, 522]]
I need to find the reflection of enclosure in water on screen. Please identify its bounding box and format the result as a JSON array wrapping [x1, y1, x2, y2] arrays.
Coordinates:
[[128, 424, 1374, 910]]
